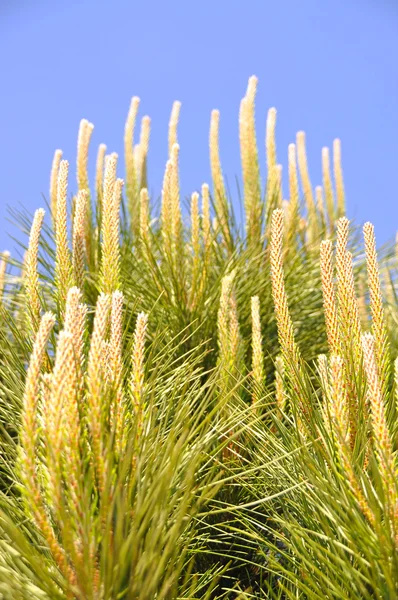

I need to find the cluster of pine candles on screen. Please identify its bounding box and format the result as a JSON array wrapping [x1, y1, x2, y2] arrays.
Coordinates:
[[0, 76, 397, 599]]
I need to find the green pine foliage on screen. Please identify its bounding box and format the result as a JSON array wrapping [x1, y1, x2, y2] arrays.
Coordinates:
[[0, 76, 397, 598]]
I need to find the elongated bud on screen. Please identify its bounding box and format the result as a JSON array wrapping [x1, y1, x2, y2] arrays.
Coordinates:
[[72, 190, 87, 290], [209, 110, 230, 246], [270, 209, 300, 369], [335, 218, 358, 346], [101, 153, 122, 293], [125, 96, 140, 231], [26, 209, 45, 334], [76, 121, 94, 265], [188, 190, 201, 309], [139, 187, 150, 241], [77, 119, 94, 192], [137, 116, 151, 190], [170, 143, 182, 257], [49, 149, 63, 224], [168, 101, 181, 157], [239, 76, 262, 246], [95, 143, 107, 204], [161, 160, 173, 255], [266, 107, 277, 170], [210, 109, 226, 203], [333, 138, 345, 217], [363, 222, 390, 390], [336, 217, 349, 263], [55, 160, 72, 311]]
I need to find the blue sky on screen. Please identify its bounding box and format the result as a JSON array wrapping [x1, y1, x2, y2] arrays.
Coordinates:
[[0, 0, 397, 254]]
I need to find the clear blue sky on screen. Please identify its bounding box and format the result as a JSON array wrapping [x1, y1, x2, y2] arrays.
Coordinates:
[[0, 0, 397, 253]]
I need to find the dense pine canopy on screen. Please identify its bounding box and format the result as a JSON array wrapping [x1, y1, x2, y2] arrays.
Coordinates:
[[0, 76, 397, 599]]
